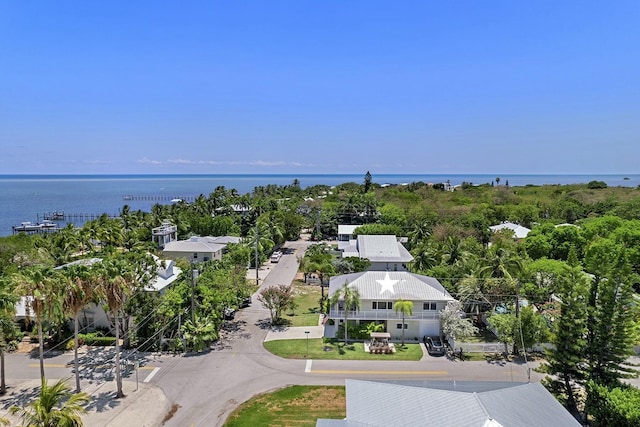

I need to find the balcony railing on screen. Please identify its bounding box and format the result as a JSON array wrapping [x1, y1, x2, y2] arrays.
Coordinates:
[[329, 309, 441, 321]]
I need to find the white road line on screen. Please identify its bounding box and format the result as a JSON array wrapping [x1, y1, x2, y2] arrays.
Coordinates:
[[305, 360, 312, 373], [143, 367, 160, 383]]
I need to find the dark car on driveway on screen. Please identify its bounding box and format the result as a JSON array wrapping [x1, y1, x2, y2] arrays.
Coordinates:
[[424, 335, 445, 356]]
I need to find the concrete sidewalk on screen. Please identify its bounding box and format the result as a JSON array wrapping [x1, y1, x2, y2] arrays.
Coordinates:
[[0, 379, 170, 427], [264, 325, 325, 342]]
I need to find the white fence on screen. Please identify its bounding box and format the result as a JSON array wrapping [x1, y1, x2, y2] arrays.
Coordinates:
[[446, 336, 555, 354]]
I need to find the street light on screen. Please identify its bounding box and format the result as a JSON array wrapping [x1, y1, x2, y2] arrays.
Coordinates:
[[191, 263, 199, 323], [305, 330, 310, 358]]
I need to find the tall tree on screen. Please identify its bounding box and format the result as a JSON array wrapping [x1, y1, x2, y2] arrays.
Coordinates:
[[541, 260, 590, 421], [0, 279, 17, 395], [584, 239, 638, 387], [329, 281, 361, 345], [11, 266, 62, 381], [97, 258, 135, 399], [62, 264, 97, 393], [363, 171, 372, 193], [394, 299, 413, 346]]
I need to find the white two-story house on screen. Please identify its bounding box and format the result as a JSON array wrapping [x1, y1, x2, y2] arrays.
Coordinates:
[[324, 271, 455, 340]]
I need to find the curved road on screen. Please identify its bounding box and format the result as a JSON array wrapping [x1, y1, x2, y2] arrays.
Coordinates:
[[152, 239, 543, 426]]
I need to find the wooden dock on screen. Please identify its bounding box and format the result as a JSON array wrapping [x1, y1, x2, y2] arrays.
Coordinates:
[[37, 212, 119, 222], [122, 195, 196, 202]]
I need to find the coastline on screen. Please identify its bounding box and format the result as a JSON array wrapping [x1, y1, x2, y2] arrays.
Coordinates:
[[1, 173, 637, 237]]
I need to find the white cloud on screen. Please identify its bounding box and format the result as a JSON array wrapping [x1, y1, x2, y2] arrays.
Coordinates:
[[137, 157, 312, 167]]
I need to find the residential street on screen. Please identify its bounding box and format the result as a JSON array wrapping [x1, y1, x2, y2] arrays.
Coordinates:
[[2, 238, 564, 426]]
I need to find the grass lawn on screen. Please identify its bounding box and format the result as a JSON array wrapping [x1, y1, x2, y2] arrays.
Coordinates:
[[224, 385, 345, 427], [460, 327, 499, 343], [264, 338, 423, 361], [282, 282, 323, 327]]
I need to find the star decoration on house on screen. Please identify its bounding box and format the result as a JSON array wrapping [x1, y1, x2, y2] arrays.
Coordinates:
[[377, 273, 399, 295]]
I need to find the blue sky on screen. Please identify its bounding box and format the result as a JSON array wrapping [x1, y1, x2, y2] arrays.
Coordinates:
[[1, 1, 639, 175]]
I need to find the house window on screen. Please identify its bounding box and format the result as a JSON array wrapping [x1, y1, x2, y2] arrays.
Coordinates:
[[373, 301, 392, 310], [423, 302, 437, 310], [396, 323, 407, 329]]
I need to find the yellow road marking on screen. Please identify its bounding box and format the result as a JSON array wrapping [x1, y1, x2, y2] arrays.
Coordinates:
[[29, 364, 66, 368], [310, 370, 448, 375]]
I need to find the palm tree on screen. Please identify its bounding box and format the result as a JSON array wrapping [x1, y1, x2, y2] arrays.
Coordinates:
[[246, 222, 275, 256], [0, 315, 17, 397], [0, 280, 17, 395], [394, 299, 414, 346], [260, 213, 285, 246], [478, 247, 524, 280], [97, 258, 133, 399], [10, 377, 90, 427], [409, 219, 432, 249], [411, 242, 438, 273], [181, 315, 217, 352], [457, 276, 492, 325], [62, 264, 96, 393], [329, 281, 361, 345], [12, 266, 62, 381]]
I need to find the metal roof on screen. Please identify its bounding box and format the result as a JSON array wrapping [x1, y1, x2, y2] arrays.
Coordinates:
[[163, 240, 225, 253], [317, 380, 581, 427], [329, 271, 453, 301], [338, 224, 360, 235], [355, 235, 414, 263], [489, 222, 531, 239]]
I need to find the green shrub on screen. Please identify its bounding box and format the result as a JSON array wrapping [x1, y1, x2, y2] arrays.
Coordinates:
[[65, 333, 116, 349], [587, 180, 608, 189]]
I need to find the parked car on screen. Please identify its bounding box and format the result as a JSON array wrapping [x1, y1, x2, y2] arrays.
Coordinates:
[[239, 297, 251, 308], [224, 308, 236, 320], [424, 335, 445, 356], [270, 251, 282, 263]]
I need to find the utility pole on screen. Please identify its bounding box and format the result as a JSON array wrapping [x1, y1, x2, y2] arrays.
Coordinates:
[[255, 222, 259, 287], [514, 279, 520, 355], [191, 263, 198, 323]]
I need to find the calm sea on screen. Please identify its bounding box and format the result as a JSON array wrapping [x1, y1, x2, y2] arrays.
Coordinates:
[[0, 174, 637, 237]]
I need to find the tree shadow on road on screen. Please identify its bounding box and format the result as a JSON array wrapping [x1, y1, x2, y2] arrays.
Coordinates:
[[69, 347, 151, 382], [0, 383, 40, 410], [84, 390, 122, 413], [211, 319, 251, 351], [255, 319, 275, 330]]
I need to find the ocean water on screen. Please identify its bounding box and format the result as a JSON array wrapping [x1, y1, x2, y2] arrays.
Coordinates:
[[0, 174, 637, 237]]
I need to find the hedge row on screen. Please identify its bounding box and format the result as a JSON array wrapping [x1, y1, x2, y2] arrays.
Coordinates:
[[65, 333, 116, 350]]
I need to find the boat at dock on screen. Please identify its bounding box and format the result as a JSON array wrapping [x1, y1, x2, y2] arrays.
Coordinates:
[[13, 220, 60, 234]]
